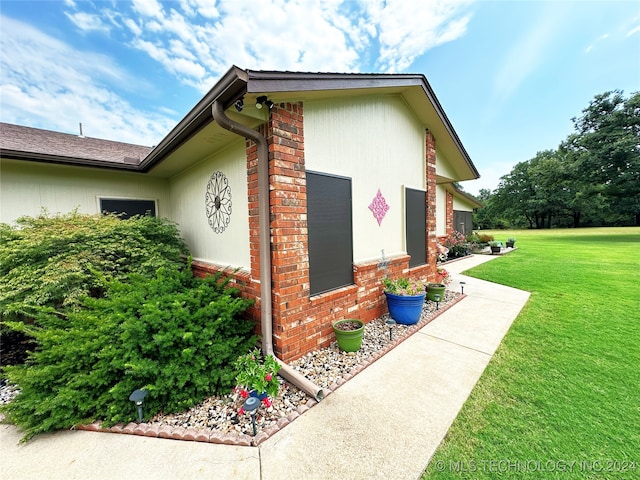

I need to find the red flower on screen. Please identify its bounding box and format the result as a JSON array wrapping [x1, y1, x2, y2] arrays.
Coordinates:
[[262, 397, 272, 408], [239, 388, 249, 399], [265, 373, 273, 381], [238, 408, 245, 415]]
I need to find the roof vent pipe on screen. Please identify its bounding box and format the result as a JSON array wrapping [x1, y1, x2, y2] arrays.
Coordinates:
[[212, 100, 324, 402]]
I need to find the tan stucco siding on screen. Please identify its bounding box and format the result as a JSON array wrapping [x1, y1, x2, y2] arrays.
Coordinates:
[[435, 149, 457, 181], [453, 195, 476, 212], [435, 185, 447, 236], [304, 95, 425, 263], [0, 158, 168, 225], [168, 141, 250, 270]]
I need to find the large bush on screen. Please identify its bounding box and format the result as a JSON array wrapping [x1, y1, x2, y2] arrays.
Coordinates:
[[0, 211, 188, 322], [1, 265, 257, 441]]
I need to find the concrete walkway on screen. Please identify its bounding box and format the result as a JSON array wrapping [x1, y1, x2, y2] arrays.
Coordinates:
[[1, 254, 530, 480]]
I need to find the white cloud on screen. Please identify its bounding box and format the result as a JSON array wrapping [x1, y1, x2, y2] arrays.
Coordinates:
[[361, 0, 472, 72], [625, 25, 640, 37], [0, 0, 477, 145], [65, 11, 111, 33], [0, 16, 175, 145], [132, 0, 165, 19], [585, 32, 610, 53], [75, 0, 475, 92]]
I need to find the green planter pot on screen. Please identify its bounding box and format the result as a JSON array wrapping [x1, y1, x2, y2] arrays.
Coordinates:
[[332, 319, 365, 352], [426, 283, 446, 302]]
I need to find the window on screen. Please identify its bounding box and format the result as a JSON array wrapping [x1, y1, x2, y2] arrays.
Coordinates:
[[306, 171, 354, 296], [405, 187, 426, 267], [99, 198, 157, 219]]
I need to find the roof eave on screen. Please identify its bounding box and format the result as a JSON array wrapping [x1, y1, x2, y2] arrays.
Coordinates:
[[138, 65, 249, 172], [0, 149, 141, 171]]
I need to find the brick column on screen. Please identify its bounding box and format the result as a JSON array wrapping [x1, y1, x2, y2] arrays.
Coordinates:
[[265, 102, 312, 360], [445, 191, 454, 235], [425, 130, 437, 281]]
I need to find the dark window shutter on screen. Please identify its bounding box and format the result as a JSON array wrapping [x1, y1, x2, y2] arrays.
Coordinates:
[[405, 187, 426, 267], [306, 171, 354, 296], [453, 211, 472, 235]]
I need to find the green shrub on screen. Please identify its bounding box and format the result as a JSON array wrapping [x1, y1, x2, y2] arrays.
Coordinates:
[[475, 232, 494, 243], [0, 264, 257, 441], [0, 211, 188, 322]]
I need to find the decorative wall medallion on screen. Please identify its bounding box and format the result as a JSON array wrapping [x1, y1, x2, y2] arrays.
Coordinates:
[[205, 171, 232, 233], [369, 188, 389, 226]]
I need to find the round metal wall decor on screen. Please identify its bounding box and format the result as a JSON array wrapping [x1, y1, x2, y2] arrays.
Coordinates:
[[205, 171, 232, 233]]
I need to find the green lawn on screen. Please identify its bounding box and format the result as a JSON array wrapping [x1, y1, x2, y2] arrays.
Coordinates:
[[423, 227, 640, 480]]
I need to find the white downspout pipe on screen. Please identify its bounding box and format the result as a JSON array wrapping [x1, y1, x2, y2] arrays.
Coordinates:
[[212, 101, 324, 401]]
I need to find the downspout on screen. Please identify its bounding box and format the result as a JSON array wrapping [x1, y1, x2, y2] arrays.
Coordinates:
[[212, 100, 324, 401]]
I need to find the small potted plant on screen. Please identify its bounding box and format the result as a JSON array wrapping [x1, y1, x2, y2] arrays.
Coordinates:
[[488, 241, 502, 254], [333, 319, 365, 352], [506, 237, 516, 248], [234, 348, 280, 407], [382, 276, 426, 325], [427, 267, 450, 301]]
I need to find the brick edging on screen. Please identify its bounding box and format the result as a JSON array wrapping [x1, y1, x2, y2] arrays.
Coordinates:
[[76, 294, 467, 447]]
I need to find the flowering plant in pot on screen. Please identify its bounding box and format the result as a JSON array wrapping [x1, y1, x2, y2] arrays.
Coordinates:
[[234, 348, 280, 408], [435, 267, 452, 285], [382, 276, 426, 325], [382, 277, 426, 296]]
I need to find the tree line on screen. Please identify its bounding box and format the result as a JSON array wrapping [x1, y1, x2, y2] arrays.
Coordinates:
[[473, 90, 639, 229]]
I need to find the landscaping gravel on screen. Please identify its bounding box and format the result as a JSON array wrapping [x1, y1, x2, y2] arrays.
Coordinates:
[[0, 291, 460, 438]]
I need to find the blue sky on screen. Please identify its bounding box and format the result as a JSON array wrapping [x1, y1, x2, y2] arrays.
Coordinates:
[[1, 0, 638, 195]]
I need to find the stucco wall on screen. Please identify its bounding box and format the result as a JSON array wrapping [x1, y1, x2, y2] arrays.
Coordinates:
[[303, 95, 426, 264], [453, 195, 476, 212], [0, 158, 168, 225], [435, 184, 447, 236], [168, 141, 250, 270]]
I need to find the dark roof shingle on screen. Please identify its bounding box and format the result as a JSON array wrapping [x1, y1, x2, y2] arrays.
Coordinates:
[[0, 122, 152, 166]]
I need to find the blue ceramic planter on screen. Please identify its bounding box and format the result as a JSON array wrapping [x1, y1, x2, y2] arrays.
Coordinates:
[[384, 292, 425, 325]]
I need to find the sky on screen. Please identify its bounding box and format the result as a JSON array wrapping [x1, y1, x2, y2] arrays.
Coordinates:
[[1, 0, 638, 195]]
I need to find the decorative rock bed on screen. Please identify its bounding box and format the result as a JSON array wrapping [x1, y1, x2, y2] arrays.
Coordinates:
[[1, 291, 464, 446]]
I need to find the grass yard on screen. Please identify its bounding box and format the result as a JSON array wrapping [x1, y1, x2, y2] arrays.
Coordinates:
[[423, 227, 640, 479]]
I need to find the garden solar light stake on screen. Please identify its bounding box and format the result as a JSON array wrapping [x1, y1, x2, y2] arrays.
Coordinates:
[[243, 396, 260, 436], [385, 318, 396, 341], [129, 389, 148, 423]]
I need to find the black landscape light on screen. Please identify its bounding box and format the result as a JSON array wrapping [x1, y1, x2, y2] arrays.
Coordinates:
[[129, 389, 148, 423], [385, 317, 396, 341], [460, 281, 466, 294], [434, 293, 441, 310], [243, 396, 261, 436]]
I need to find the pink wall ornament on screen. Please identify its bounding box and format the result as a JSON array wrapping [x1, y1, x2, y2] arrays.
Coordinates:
[[369, 189, 390, 226]]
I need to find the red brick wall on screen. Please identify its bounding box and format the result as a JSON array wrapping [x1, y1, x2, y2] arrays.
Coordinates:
[[192, 108, 441, 362], [445, 190, 454, 235], [425, 129, 438, 282]]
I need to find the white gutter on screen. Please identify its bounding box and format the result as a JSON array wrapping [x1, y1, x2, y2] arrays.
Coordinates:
[[212, 100, 324, 402]]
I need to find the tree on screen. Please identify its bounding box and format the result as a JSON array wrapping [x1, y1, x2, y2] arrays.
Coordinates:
[[568, 90, 640, 225]]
